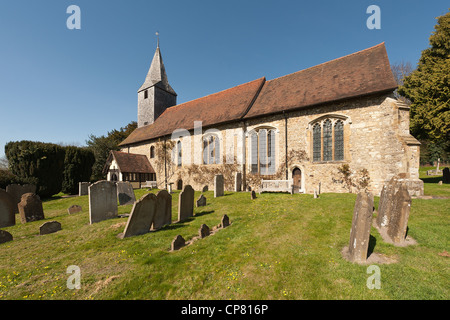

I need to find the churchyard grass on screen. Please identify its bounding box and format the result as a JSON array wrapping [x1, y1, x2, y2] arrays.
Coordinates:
[[0, 177, 448, 300]]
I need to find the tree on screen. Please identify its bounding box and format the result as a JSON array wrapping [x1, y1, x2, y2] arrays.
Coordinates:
[[86, 121, 137, 181], [398, 10, 450, 143], [391, 61, 414, 102], [61, 147, 95, 194]]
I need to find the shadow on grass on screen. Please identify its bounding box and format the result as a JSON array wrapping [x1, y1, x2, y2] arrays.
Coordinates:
[[367, 234, 377, 258], [421, 176, 443, 183], [194, 210, 214, 218]]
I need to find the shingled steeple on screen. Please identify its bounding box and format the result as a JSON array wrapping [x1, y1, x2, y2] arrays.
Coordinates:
[[137, 40, 177, 128]]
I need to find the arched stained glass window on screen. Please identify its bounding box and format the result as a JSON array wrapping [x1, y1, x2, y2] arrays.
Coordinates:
[[268, 130, 276, 174], [250, 132, 258, 173], [259, 129, 268, 175], [334, 120, 344, 161], [202, 135, 220, 165], [313, 123, 321, 162], [323, 119, 333, 161]]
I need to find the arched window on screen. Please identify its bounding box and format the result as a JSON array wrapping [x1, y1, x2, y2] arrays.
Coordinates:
[[150, 146, 155, 158], [177, 140, 182, 167], [202, 135, 220, 164], [334, 120, 344, 161], [249, 128, 276, 175], [311, 117, 346, 162]]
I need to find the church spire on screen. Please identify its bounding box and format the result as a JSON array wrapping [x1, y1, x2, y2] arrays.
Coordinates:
[[138, 35, 176, 95]]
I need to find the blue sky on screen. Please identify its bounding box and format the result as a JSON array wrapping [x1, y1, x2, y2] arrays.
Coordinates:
[[0, 0, 448, 159]]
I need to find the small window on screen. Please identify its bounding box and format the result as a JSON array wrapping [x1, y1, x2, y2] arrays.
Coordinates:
[[144, 90, 148, 99], [150, 146, 155, 158]]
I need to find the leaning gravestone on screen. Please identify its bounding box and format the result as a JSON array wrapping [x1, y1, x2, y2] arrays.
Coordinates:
[[196, 194, 206, 207], [121, 193, 157, 238], [0, 230, 13, 244], [345, 191, 374, 263], [443, 167, 450, 184], [79, 182, 90, 196], [152, 190, 172, 230], [18, 193, 45, 223], [117, 181, 136, 205], [6, 184, 36, 213], [0, 189, 16, 228], [178, 185, 194, 222], [89, 181, 118, 224], [39, 221, 62, 235], [214, 175, 224, 198], [376, 176, 399, 230], [387, 183, 411, 244], [235, 172, 242, 192]]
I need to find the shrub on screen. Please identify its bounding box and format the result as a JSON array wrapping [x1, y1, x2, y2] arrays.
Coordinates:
[[62, 147, 95, 195]]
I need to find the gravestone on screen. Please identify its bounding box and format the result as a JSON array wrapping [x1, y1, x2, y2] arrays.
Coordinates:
[[18, 193, 45, 223], [67, 205, 82, 215], [0, 230, 13, 244], [251, 190, 257, 200], [196, 194, 206, 207], [443, 167, 450, 184], [0, 189, 15, 228], [171, 235, 185, 251], [376, 177, 399, 230], [235, 172, 242, 192], [117, 181, 136, 205], [89, 181, 118, 224], [220, 214, 230, 228], [121, 193, 157, 238], [346, 191, 374, 263], [178, 185, 194, 222], [39, 221, 62, 235], [152, 189, 172, 230], [387, 183, 411, 244], [6, 184, 36, 213], [202, 185, 208, 192], [79, 182, 90, 196], [313, 189, 319, 199], [199, 224, 210, 238], [214, 175, 224, 198]]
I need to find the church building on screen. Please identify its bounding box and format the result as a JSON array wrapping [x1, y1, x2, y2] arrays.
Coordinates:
[[111, 41, 423, 196]]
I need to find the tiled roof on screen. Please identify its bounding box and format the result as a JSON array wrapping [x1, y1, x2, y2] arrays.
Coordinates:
[[120, 43, 397, 146], [107, 151, 155, 174], [244, 43, 397, 119]]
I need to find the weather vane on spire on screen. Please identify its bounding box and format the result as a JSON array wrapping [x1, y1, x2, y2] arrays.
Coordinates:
[[156, 31, 160, 48]]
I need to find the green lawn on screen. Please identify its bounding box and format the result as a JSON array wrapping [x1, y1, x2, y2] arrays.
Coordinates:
[[0, 174, 448, 300]]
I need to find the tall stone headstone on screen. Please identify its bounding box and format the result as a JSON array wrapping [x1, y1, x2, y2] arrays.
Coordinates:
[[121, 193, 157, 238], [152, 189, 172, 230], [78, 182, 90, 196], [376, 176, 399, 230], [89, 181, 118, 224], [347, 192, 374, 263], [178, 185, 194, 222], [6, 184, 36, 213], [214, 175, 224, 198], [18, 193, 45, 223], [234, 172, 242, 192], [0, 189, 15, 228], [387, 183, 411, 244], [443, 167, 450, 184], [116, 181, 136, 205]]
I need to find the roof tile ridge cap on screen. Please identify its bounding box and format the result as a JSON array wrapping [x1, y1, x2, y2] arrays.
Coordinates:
[[264, 42, 386, 84]]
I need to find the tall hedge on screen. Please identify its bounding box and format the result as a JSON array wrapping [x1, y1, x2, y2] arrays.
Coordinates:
[[62, 146, 95, 195], [5, 141, 95, 197], [5, 141, 66, 197]]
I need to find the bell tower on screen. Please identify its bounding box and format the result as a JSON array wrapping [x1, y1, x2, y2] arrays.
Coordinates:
[[138, 35, 177, 127]]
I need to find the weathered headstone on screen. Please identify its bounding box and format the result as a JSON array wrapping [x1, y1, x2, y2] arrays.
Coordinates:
[[199, 224, 210, 238], [171, 235, 185, 251], [220, 214, 230, 228], [67, 205, 82, 215], [117, 181, 136, 205], [178, 185, 194, 222], [234, 172, 242, 192], [443, 167, 450, 184], [152, 189, 172, 230], [202, 185, 208, 192], [387, 183, 411, 244], [0, 230, 13, 244], [78, 182, 90, 196], [39, 221, 62, 235], [313, 189, 319, 199], [0, 189, 15, 228], [121, 193, 157, 238], [196, 194, 206, 207], [251, 190, 257, 200], [18, 193, 45, 223], [346, 192, 374, 263], [89, 181, 118, 224], [376, 177, 398, 230], [214, 175, 224, 198], [6, 184, 36, 213]]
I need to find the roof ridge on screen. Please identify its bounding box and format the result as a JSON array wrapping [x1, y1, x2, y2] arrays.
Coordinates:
[[266, 43, 386, 83]]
